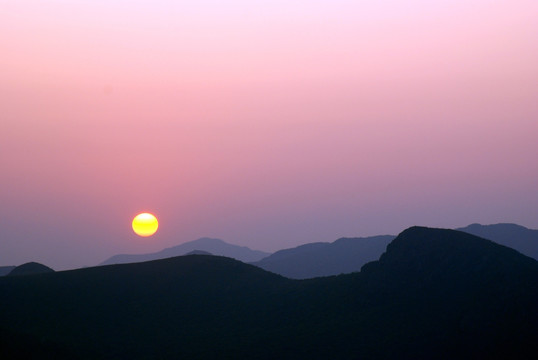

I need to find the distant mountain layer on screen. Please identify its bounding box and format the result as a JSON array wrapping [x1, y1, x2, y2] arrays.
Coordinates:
[[252, 235, 395, 279], [100, 237, 269, 265], [1, 226, 537, 359], [458, 223, 538, 260], [7, 262, 54, 276], [0, 266, 16, 277]]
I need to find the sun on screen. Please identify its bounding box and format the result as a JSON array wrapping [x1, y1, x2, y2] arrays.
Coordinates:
[[132, 213, 159, 237]]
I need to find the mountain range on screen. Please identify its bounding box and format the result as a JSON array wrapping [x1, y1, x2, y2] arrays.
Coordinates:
[[100, 237, 269, 265], [458, 223, 538, 260], [254, 223, 538, 278], [1, 226, 537, 359], [96, 223, 538, 280], [4, 223, 536, 281], [252, 235, 394, 279]]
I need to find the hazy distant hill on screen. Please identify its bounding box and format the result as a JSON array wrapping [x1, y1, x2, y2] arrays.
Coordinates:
[[252, 235, 394, 279], [100, 237, 269, 265], [1, 226, 537, 359], [0, 266, 16, 276], [458, 223, 538, 260], [7, 262, 54, 276]]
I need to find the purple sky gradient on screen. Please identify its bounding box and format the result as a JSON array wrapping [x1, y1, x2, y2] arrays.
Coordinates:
[[1, 1, 537, 270]]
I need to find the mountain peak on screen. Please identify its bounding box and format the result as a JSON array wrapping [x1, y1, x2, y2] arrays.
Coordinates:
[[361, 226, 538, 286], [101, 237, 269, 266], [183, 237, 225, 246], [383, 226, 532, 264]]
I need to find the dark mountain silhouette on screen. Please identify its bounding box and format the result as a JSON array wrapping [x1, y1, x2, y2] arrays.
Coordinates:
[[458, 223, 538, 260], [100, 237, 269, 265], [0, 266, 16, 276], [7, 262, 54, 276], [252, 235, 394, 279], [1, 227, 537, 359]]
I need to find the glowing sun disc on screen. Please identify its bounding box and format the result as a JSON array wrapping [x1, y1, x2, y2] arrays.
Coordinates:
[[132, 213, 159, 237]]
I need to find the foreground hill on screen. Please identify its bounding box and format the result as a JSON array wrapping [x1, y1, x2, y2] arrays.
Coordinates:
[[252, 235, 394, 279], [458, 223, 538, 260], [100, 237, 269, 265], [1, 227, 537, 359]]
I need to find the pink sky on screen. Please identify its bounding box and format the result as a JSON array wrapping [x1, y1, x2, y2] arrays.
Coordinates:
[[1, 0, 537, 269]]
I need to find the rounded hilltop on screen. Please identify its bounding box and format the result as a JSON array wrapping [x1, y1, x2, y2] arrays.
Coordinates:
[[8, 262, 54, 276]]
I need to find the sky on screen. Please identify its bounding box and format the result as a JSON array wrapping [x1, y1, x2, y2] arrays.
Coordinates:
[[1, 0, 537, 270]]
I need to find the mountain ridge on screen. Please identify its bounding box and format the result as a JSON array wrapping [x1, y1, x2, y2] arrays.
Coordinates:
[[100, 237, 269, 265], [457, 223, 538, 260], [252, 235, 395, 279], [99, 222, 537, 278], [1, 226, 537, 359]]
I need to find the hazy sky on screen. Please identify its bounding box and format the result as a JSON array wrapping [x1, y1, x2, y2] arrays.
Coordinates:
[[2, 0, 537, 270]]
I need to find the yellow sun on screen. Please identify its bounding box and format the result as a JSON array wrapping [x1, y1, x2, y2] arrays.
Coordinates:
[[132, 213, 159, 237]]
